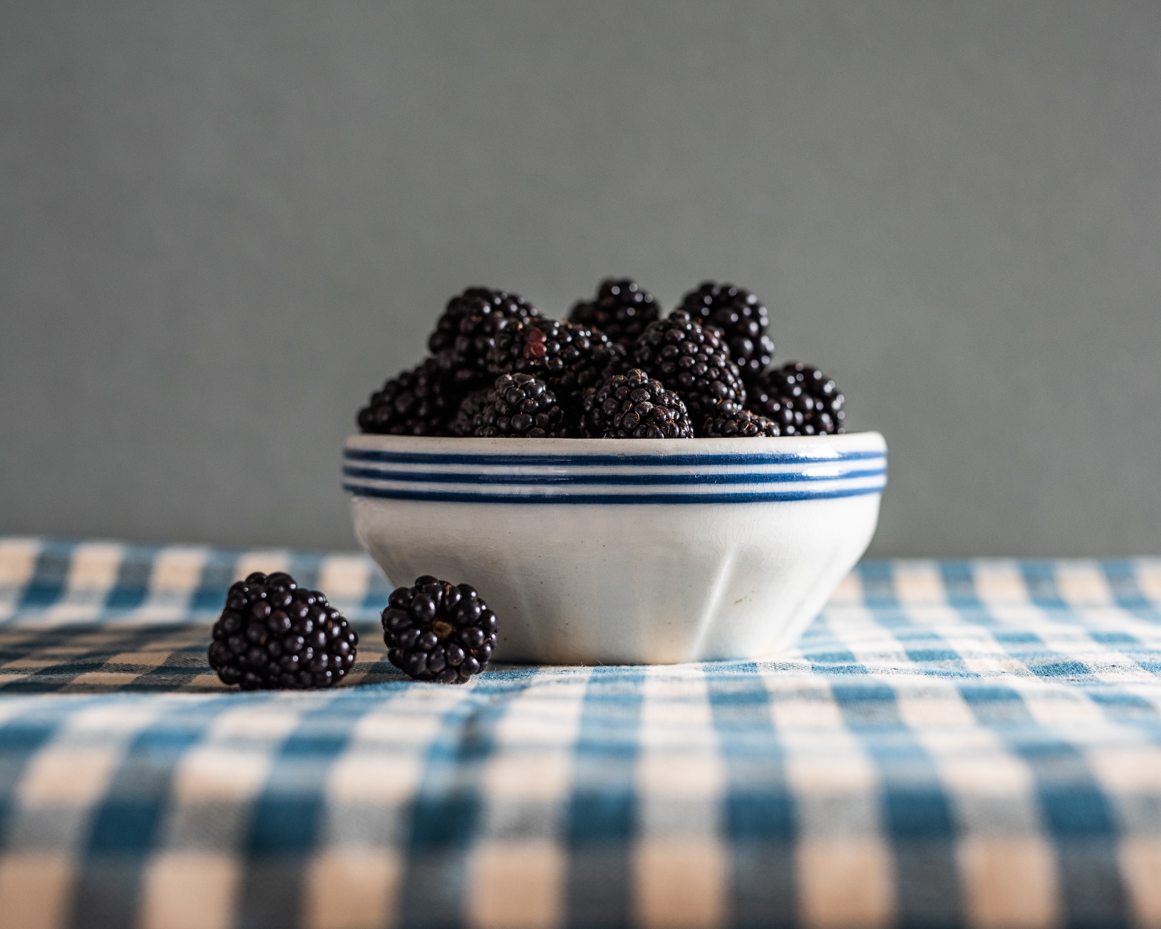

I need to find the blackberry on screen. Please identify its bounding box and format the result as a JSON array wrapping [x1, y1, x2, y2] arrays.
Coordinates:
[[750, 362, 846, 435], [676, 282, 774, 387], [631, 315, 746, 429], [474, 373, 568, 438], [747, 390, 803, 435], [568, 278, 661, 350], [702, 406, 780, 437], [381, 577, 497, 683], [448, 387, 490, 437], [581, 369, 693, 439], [487, 319, 624, 414], [358, 358, 457, 436], [429, 287, 540, 393], [208, 572, 358, 690]]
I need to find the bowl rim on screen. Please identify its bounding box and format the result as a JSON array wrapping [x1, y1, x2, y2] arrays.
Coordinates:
[[344, 431, 886, 505], [346, 430, 886, 458]]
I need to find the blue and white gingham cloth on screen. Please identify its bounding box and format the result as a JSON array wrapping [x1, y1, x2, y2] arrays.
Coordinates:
[[1, 538, 1160, 929]]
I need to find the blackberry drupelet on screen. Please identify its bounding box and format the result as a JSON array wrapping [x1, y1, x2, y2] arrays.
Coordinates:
[[429, 287, 540, 393], [631, 315, 746, 430], [208, 572, 358, 690], [568, 278, 661, 350], [581, 368, 693, 438], [750, 362, 846, 435], [382, 577, 497, 683], [474, 373, 568, 437], [487, 319, 624, 401], [702, 406, 781, 437], [357, 358, 457, 436], [448, 387, 490, 437], [675, 282, 774, 387]]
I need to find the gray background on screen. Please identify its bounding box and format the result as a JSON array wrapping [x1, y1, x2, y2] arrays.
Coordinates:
[[3, 1, 1160, 557]]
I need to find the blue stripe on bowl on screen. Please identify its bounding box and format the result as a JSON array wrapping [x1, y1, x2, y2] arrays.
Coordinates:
[[344, 447, 885, 468], [342, 464, 888, 487], [343, 480, 886, 505]]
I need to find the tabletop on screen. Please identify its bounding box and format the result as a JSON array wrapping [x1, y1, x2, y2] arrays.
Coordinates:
[[0, 538, 1159, 929]]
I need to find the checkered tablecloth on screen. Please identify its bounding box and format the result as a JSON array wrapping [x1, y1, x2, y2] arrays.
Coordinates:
[[1, 539, 1160, 929]]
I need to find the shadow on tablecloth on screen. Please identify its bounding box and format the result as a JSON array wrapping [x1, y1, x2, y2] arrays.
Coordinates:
[[0, 622, 411, 693]]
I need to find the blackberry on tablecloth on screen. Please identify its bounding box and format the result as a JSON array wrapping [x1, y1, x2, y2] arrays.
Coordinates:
[[382, 576, 497, 683], [208, 571, 358, 690]]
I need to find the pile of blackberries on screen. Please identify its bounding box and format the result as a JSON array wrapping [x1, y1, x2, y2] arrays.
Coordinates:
[[358, 279, 846, 438]]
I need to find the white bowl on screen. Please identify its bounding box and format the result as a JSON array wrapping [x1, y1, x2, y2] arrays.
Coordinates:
[[344, 431, 886, 664]]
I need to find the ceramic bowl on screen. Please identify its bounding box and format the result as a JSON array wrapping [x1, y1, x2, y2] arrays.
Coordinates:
[[344, 431, 886, 664]]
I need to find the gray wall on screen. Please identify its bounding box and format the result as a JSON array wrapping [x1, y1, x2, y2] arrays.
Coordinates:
[[3, 1, 1160, 558]]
